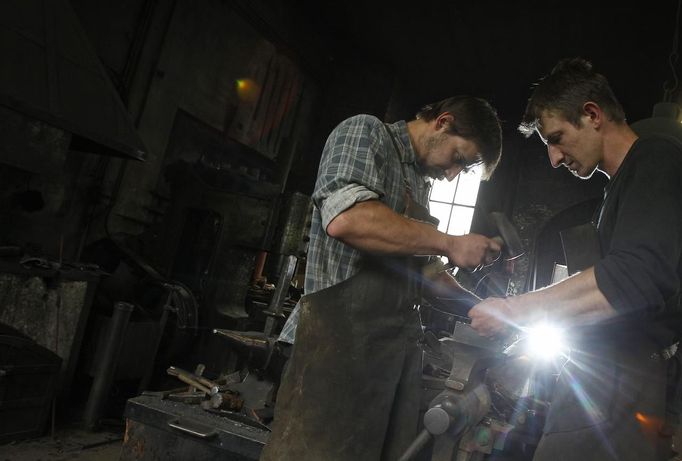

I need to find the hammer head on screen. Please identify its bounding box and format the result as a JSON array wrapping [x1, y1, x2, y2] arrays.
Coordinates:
[[488, 212, 524, 260]]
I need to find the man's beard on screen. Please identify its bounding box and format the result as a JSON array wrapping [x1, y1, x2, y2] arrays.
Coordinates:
[[420, 165, 446, 180], [418, 132, 448, 179]]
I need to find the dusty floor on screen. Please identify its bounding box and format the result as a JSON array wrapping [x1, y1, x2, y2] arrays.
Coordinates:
[[0, 426, 123, 461], [2, 422, 682, 460]]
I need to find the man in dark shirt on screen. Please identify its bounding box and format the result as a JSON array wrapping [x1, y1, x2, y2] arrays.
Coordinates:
[[469, 58, 682, 460]]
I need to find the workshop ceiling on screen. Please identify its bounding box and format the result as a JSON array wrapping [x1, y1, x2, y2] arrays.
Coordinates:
[[297, 1, 681, 127]]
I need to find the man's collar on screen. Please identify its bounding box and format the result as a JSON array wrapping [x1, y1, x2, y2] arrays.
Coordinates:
[[388, 120, 417, 164]]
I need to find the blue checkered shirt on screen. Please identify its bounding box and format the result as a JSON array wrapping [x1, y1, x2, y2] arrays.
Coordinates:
[[278, 115, 431, 343]]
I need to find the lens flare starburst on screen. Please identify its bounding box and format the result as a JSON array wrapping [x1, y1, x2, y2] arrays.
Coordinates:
[[524, 323, 567, 360]]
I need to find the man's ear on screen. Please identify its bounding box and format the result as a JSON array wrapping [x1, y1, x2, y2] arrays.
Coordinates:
[[583, 102, 603, 127], [435, 113, 454, 131]]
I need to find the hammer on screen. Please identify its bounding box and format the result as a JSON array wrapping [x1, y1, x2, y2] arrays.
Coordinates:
[[424, 211, 524, 278], [487, 211, 524, 262], [167, 366, 220, 396]]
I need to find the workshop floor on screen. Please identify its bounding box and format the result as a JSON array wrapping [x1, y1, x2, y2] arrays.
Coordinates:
[[1, 425, 123, 461], [3, 424, 682, 461]]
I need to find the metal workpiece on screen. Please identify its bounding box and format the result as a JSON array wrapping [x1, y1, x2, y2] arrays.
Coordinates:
[[441, 323, 505, 391], [444, 351, 497, 392], [451, 322, 505, 352]]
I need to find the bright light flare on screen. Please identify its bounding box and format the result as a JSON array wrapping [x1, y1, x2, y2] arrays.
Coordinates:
[[524, 323, 567, 360]]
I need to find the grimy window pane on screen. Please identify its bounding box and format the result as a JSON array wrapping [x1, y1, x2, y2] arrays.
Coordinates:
[[453, 165, 482, 207], [429, 202, 452, 234], [430, 176, 459, 203], [447, 206, 475, 236], [429, 164, 481, 237]]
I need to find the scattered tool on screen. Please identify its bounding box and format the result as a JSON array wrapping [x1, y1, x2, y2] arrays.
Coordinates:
[[200, 391, 244, 411], [212, 330, 269, 352], [167, 366, 219, 396], [188, 363, 206, 394]]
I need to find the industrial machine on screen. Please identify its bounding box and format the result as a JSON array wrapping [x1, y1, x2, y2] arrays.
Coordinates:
[[401, 207, 556, 461], [400, 311, 565, 461]]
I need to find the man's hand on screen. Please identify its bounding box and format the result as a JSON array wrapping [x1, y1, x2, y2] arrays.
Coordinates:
[[326, 201, 503, 267], [468, 297, 516, 337], [446, 234, 501, 270], [469, 268, 617, 338]]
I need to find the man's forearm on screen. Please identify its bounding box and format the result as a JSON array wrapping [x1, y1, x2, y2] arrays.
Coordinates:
[[326, 200, 448, 256], [509, 268, 617, 327]]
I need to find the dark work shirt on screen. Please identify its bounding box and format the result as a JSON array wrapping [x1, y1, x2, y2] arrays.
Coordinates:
[[545, 135, 682, 437], [593, 135, 682, 343]]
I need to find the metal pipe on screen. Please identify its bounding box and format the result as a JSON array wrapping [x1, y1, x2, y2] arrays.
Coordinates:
[[137, 294, 171, 394], [263, 255, 298, 337], [83, 302, 134, 430], [397, 429, 432, 461]]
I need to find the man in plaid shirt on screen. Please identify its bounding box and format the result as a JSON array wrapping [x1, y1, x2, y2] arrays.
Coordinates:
[[262, 96, 503, 461]]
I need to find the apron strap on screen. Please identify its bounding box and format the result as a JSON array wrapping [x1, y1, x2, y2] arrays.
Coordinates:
[[382, 123, 416, 195]]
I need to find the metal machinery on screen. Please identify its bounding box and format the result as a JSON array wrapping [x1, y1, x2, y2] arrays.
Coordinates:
[[400, 317, 552, 461], [402, 206, 548, 461]]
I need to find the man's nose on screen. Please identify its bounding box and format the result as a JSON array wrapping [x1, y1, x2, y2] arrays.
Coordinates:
[[547, 144, 565, 168]]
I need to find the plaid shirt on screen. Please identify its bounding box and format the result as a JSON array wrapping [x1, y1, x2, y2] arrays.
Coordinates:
[[279, 115, 431, 343]]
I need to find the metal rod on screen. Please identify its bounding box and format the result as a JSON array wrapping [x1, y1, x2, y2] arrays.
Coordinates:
[[83, 302, 134, 430], [397, 429, 432, 461], [263, 255, 297, 337], [137, 294, 171, 394]]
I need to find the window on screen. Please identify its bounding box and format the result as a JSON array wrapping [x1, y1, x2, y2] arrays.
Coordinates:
[[428, 165, 482, 236]]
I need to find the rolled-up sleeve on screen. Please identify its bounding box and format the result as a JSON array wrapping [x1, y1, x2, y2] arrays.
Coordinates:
[[319, 184, 380, 230], [312, 115, 387, 231], [594, 144, 682, 315]]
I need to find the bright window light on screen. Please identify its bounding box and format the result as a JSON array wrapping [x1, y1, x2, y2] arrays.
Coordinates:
[[428, 165, 482, 236]]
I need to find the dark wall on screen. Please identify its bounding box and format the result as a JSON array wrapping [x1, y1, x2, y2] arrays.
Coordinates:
[[64, 0, 393, 258], [0, 0, 619, 297]]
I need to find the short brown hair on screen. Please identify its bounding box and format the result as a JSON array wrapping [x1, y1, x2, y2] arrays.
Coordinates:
[[417, 96, 502, 179], [519, 58, 626, 137]]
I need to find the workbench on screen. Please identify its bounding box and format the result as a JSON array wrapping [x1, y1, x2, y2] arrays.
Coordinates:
[[120, 394, 269, 460]]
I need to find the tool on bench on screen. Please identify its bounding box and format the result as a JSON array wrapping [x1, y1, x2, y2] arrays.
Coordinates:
[[167, 366, 219, 396]]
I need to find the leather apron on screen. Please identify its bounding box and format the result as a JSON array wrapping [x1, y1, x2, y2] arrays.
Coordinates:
[[260, 126, 433, 461]]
